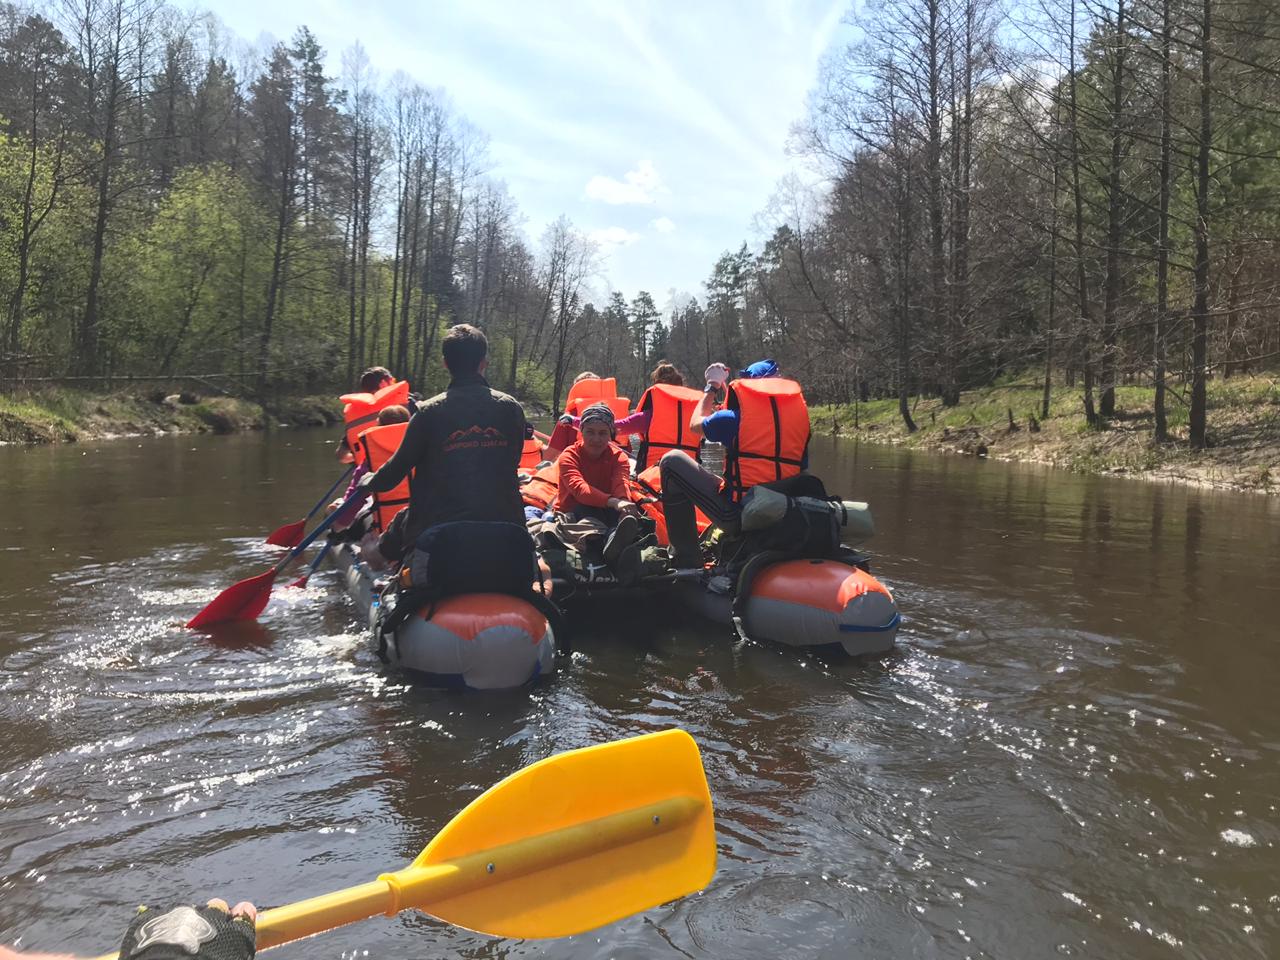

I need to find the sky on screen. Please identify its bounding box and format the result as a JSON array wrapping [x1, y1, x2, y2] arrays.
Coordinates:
[[203, 0, 852, 305]]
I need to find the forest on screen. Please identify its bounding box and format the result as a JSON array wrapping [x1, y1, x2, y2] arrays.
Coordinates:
[[1, 0, 1278, 448]]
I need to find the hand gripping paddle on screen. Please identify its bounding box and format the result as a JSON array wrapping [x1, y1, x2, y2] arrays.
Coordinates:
[[91, 729, 715, 957]]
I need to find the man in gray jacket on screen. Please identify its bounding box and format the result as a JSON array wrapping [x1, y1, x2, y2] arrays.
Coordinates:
[[361, 324, 526, 566]]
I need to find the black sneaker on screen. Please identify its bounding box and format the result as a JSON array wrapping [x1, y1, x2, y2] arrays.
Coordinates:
[[612, 541, 643, 587], [603, 515, 640, 567]]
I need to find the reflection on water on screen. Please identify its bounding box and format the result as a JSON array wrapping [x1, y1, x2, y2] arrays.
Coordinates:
[[0, 430, 1277, 958]]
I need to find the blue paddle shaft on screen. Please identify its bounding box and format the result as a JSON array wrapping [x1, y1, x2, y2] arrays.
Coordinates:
[[273, 488, 362, 573], [304, 464, 355, 523], [303, 539, 334, 577]]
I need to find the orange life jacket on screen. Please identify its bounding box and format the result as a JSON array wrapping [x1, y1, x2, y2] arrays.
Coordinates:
[[521, 461, 560, 512], [633, 464, 711, 547], [519, 437, 545, 472], [340, 380, 411, 461], [722, 377, 810, 500], [633, 383, 704, 472], [564, 376, 631, 420], [354, 421, 411, 533]]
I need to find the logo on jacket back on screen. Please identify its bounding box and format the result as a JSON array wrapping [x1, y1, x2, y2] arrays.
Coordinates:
[[444, 424, 510, 452]]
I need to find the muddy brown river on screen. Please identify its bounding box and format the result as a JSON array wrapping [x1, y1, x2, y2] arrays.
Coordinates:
[[1, 429, 1277, 958]]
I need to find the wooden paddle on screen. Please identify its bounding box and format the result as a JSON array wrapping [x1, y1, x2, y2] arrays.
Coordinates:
[[264, 465, 354, 548], [188, 491, 359, 628], [91, 729, 715, 958]]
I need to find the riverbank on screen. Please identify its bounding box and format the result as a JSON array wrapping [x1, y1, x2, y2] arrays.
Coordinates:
[[812, 374, 1280, 493], [0, 387, 341, 444]]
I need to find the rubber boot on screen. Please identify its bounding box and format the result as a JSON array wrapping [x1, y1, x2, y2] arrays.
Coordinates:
[[661, 497, 702, 569]]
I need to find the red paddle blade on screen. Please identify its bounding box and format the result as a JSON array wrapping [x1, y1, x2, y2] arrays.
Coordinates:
[[286, 573, 310, 589], [186, 569, 279, 628], [265, 519, 306, 548]]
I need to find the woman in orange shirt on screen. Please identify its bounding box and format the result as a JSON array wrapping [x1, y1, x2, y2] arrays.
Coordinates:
[[553, 404, 644, 583]]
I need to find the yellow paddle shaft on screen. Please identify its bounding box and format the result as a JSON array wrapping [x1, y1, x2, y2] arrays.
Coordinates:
[[92, 794, 703, 959]]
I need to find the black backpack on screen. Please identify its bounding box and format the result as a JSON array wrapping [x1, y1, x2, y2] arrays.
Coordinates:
[[378, 521, 569, 657], [413, 521, 540, 598], [738, 474, 841, 559]]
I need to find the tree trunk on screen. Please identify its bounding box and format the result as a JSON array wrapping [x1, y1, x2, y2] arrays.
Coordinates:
[[1044, 132, 1059, 422], [1221, 238, 1243, 377], [346, 120, 359, 387], [926, 0, 953, 407], [1189, 0, 1211, 449], [358, 126, 373, 372], [898, 165, 918, 434], [507, 268, 520, 393], [1153, 0, 1172, 442], [388, 167, 407, 370], [1068, 0, 1097, 426], [954, 1, 974, 408], [78, 63, 123, 378], [398, 165, 422, 377], [261, 159, 293, 393], [1099, 0, 1127, 418]]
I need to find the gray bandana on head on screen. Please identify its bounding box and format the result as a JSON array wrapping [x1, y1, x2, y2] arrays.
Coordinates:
[[580, 403, 616, 433]]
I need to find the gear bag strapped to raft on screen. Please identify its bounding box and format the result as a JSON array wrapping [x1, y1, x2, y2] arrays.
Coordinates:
[[722, 377, 810, 501], [730, 474, 874, 564], [378, 520, 569, 658], [341, 380, 411, 461], [354, 421, 411, 533], [722, 474, 879, 645], [633, 383, 705, 472]]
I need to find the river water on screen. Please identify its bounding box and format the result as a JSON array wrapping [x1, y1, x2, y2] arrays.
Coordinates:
[[0, 429, 1277, 959]]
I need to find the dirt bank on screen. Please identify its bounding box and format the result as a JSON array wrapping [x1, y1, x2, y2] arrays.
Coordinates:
[[812, 375, 1279, 494], [0, 388, 341, 444]]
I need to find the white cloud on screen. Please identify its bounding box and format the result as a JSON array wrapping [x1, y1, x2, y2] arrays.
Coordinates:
[[584, 159, 665, 205], [205, 0, 852, 297], [588, 226, 641, 255]]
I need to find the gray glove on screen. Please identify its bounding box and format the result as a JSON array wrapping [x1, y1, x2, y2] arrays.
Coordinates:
[[119, 903, 255, 960]]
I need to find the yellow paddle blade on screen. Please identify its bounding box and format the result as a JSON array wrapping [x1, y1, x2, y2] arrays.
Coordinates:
[[402, 727, 716, 938], [89, 729, 715, 958]]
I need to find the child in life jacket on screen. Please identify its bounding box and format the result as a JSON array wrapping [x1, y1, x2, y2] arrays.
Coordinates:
[[330, 404, 411, 532], [336, 367, 396, 462]]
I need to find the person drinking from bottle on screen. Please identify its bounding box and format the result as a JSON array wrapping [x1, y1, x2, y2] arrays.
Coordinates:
[[658, 359, 810, 572]]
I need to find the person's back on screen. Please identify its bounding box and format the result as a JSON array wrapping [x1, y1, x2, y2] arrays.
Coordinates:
[[409, 375, 526, 531], [362, 324, 525, 559]]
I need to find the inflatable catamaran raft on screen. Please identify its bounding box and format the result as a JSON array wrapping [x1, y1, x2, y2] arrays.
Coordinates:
[[332, 541, 555, 691], [675, 485, 900, 656], [330, 373, 899, 684]]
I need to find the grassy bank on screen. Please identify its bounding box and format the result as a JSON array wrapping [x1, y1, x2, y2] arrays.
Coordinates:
[[0, 387, 341, 444], [812, 375, 1280, 493]]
